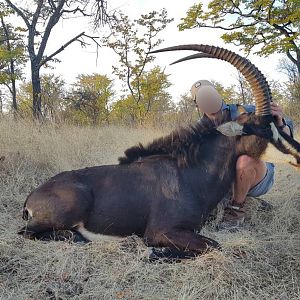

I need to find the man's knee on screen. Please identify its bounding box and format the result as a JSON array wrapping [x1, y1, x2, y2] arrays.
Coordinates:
[[236, 155, 267, 185], [236, 155, 257, 172]]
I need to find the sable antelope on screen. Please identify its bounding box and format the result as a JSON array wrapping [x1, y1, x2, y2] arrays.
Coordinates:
[[19, 45, 300, 259]]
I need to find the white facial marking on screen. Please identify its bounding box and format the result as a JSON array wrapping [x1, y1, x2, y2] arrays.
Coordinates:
[[217, 121, 244, 136], [270, 122, 279, 142], [271, 125, 299, 160], [76, 222, 124, 242]]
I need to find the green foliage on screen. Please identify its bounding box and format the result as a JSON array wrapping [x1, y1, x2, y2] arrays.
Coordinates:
[[102, 9, 173, 124], [2, 0, 110, 119], [0, 4, 26, 86], [110, 96, 137, 124], [174, 93, 199, 126], [17, 74, 65, 120], [211, 80, 237, 103], [102, 9, 173, 82], [179, 0, 300, 75], [110, 66, 173, 126], [17, 81, 33, 118], [40, 74, 66, 122], [65, 74, 114, 125], [0, 45, 23, 87], [135, 66, 173, 122]]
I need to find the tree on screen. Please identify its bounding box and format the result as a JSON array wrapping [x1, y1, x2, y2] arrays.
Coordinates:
[[0, 90, 3, 114], [179, 0, 300, 76], [17, 74, 65, 120], [110, 96, 137, 125], [277, 57, 300, 119], [40, 74, 66, 122], [0, 3, 25, 114], [278, 57, 299, 84], [175, 93, 198, 126], [2, 0, 110, 119], [17, 81, 33, 119], [102, 9, 173, 123], [66, 73, 114, 125], [233, 72, 253, 105], [211, 80, 237, 103], [110, 66, 173, 125], [277, 58, 300, 120], [136, 66, 173, 124]]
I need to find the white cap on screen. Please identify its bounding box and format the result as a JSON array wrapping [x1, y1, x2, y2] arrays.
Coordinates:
[[190, 80, 222, 114]]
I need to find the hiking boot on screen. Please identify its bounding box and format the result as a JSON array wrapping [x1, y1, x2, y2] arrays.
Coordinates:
[[218, 204, 245, 231]]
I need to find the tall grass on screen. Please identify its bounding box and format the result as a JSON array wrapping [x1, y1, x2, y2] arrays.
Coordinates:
[[0, 118, 299, 300]]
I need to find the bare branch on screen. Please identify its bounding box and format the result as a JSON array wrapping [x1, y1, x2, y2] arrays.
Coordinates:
[[267, 0, 276, 22], [3, 82, 13, 94], [81, 33, 101, 47], [272, 23, 300, 54], [196, 21, 259, 31], [48, 0, 56, 10], [32, 0, 44, 30], [286, 50, 297, 65], [62, 6, 91, 17], [229, 0, 242, 15], [36, 0, 65, 62], [40, 32, 100, 66], [40, 31, 85, 66], [221, 5, 262, 19], [3, 0, 30, 28], [93, 0, 110, 27]]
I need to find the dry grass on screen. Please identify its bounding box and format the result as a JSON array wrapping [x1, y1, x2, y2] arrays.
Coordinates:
[[0, 118, 299, 300]]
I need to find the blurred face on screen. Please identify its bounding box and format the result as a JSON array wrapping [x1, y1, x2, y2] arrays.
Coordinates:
[[194, 86, 222, 115]]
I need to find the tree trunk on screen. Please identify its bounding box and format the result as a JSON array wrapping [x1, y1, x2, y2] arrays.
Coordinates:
[[286, 49, 300, 79], [0, 92, 3, 115], [31, 64, 42, 120], [10, 62, 17, 115]]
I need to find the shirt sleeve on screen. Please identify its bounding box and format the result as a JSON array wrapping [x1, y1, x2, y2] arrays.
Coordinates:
[[242, 104, 256, 113]]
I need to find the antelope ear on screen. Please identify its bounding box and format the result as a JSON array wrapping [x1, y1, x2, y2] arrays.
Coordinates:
[[216, 121, 244, 136]]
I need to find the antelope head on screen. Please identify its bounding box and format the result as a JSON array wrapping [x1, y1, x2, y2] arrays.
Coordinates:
[[149, 45, 300, 167]]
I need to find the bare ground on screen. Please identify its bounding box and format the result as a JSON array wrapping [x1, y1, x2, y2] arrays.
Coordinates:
[[0, 119, 299, 300]]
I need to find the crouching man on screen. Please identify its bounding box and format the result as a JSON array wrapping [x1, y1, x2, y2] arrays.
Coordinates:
[[191, 80, 294, 228]]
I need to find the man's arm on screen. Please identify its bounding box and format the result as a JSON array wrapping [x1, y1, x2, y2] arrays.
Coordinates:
[[271, 102, 293, 137], [241, 102, 293, 137]]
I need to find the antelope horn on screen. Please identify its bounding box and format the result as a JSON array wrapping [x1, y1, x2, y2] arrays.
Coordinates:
[[149, 45, 272, 116], [170, 53, 214, 65]]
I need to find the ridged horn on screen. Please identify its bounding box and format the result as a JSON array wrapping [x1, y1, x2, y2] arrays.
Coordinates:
[[170, 53, 214, 65], [149, 45, 272, 116]]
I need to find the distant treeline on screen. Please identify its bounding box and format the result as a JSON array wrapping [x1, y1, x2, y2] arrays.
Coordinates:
[[0, 1, 299, 126]]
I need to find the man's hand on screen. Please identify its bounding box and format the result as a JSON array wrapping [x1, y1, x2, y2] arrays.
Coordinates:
[[271, 102, 284, 126], [270, 101, 292, 136]]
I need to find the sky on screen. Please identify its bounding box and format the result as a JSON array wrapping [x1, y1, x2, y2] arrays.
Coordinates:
[[13, 0, 287, 103]]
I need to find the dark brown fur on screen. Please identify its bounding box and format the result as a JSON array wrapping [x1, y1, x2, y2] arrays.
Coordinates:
[[19, 112, 299, 259], [119, 112, 268, 167]]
